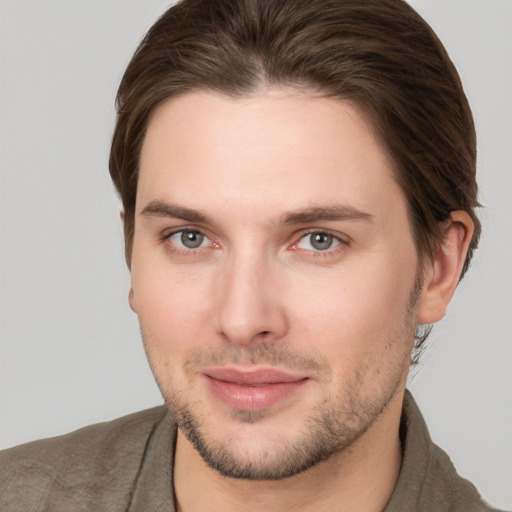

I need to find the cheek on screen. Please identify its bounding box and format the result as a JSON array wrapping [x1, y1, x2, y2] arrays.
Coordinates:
[[287, 265, 416, 399], [288, 258, 416, 358], [131, 263, 216, 359]]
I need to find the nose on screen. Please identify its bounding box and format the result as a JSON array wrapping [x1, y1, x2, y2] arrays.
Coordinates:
[[214, 251, 288, 347]]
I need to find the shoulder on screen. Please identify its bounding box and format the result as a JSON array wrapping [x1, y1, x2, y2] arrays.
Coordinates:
[[428, 443, 501, 512], [386, 391, 503, 512], [0, 406, 169, 512], [0, 405, 168, 469]]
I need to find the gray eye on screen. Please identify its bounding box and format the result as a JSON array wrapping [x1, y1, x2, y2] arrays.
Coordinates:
[[296, 231, 341, 252], [310, 233, 334, 250], [180, 230, 204, 248]]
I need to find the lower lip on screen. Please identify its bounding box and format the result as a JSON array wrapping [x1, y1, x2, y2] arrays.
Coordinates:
[[206, 377, 308, 411]]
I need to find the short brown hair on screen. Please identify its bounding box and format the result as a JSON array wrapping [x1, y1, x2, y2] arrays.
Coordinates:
[[110, 0, 481, 277]]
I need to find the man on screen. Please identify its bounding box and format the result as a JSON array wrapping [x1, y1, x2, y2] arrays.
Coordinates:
[[0, 0, 505, 510]]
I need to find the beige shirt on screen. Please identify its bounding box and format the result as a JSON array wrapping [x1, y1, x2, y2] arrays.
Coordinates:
[[0, 391, 500, 511]]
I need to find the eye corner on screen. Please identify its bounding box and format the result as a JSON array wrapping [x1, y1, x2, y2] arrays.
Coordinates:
[[287, 229, 350, 258], [163, 227, 219, 254]]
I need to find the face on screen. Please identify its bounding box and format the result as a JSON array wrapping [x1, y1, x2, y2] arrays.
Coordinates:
[[130, 89, 421, 480]]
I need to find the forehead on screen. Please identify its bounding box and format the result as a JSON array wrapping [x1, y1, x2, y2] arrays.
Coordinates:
[[137, 89, 406, 225]]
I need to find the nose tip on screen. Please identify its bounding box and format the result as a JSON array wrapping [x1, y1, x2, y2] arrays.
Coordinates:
[[214, 259, 288, 347], [217, 296, 287, 346], [219, 319, 273, 347]]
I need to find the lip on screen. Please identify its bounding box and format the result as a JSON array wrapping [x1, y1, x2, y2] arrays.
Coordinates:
[[204, 366, 308, 412]]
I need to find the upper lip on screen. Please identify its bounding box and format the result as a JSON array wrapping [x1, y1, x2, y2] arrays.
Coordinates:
[[204, 366, 308, 385]]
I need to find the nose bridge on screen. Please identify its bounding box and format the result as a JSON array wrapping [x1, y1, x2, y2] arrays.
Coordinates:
[[215, 244, 287, 345]]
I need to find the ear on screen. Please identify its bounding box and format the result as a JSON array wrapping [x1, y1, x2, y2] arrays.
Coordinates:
[[128, 286, 138, 313], [122, 211, 136, 311], [417, 211, 474, 324]]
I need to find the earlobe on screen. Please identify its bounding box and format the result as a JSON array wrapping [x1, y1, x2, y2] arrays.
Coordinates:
[[128, 287, 137, 313], [417, 211, 474, 324], [120, 211, 125, 223]]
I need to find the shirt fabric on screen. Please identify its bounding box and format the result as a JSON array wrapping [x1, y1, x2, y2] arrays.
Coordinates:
[[0, 391, 501, 511]]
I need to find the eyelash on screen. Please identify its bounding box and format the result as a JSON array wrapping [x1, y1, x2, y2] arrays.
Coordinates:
[[161, 228, 217, 255], [161, 228, 348, 257], [290, 230, 348, 256]]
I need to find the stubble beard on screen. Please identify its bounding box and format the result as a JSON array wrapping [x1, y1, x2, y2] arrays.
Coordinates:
[[144, 277, 421, 481], [169, 377, 403, 481]]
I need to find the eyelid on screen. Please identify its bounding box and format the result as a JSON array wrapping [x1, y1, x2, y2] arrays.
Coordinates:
[[160, 225, 348, 255], [161, 224, 207, 240], [162, 226, 219, 252], [289, 229, 349, 252]]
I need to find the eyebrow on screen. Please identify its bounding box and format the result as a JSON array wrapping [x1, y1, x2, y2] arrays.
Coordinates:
[[140, 200, 213, 224], [281, 205, 373, 225], [140, 200, 373, 226]]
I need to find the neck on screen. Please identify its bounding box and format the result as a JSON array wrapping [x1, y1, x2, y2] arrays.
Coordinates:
[[174, 391, 405, 512]]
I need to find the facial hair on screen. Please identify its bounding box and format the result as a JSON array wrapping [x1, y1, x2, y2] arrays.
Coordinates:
[[143, 274, 422, 481]]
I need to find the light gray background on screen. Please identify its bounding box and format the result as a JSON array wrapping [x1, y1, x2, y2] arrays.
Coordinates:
[[0, 0, 511, 508]]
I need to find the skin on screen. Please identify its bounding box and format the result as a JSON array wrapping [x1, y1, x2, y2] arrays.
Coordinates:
[[128, 89, 473, 512]]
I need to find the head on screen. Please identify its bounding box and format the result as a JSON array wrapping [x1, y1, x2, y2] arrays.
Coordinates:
[[110, 0, 480, 273], [109, 0, 479, 480]]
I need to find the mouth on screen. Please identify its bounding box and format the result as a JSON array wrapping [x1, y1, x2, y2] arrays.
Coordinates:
[[203, 367, 309, 412]]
